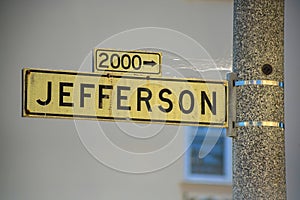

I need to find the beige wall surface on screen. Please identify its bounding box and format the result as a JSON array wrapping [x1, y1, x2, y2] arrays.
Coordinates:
[[0, 0, 299, 200]]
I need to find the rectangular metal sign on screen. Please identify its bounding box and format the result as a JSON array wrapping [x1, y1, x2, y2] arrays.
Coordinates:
[[93, 48, 161, 76], [23, 68, 227, 127]]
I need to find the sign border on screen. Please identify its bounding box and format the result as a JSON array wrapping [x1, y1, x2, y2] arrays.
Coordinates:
[[23, 68, 228, 127]]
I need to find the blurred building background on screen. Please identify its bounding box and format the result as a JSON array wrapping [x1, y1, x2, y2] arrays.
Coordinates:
[[0, 0, 299, 199]]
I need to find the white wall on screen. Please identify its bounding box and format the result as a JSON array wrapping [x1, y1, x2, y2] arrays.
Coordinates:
[[285, 0, 300, 199], [0, 0, 298, 199]]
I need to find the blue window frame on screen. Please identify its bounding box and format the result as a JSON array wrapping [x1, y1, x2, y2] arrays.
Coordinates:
[[184, 127, 232, 184]]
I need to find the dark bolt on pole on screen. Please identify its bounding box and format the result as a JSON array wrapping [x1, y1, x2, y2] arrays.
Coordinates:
[[232, 0, 286, 199]]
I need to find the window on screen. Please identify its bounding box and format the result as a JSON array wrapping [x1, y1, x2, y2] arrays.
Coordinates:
[[184, 127, 232, 184]]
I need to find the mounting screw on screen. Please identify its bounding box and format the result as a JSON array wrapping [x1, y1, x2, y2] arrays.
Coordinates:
[[262, 64, 273, 75]]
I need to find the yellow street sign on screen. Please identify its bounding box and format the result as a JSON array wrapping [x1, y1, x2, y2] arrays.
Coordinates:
[[93, 49, 161, 76], [23, 68, 227, 127]]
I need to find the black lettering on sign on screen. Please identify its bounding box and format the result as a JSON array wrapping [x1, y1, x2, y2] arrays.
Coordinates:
[[201, 91, 216, 115], [59, 82, 74, 107], [137, 87, 152, 112], [99, 85, 113, 109], [98, 52, 144, 71], [37, 81, 52, 106], [132, 55, 142, 70], [80, 84, 95, 108], [117, 86, 131, 110], [179, 90, 194, 114], [111, 53, 120, 69], [98, 52, 109, 69], [158, 88, 173, 113], [121, 54, 131, 69]]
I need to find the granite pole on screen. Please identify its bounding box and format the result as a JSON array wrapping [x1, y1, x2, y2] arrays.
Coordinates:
[[232, 0, 286, 199]]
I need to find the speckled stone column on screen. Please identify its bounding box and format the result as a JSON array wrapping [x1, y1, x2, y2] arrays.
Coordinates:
[[232, 0, 286, 199]]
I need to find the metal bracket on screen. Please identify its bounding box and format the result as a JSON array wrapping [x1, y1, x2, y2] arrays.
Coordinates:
[[235, 121, 285, 128], [226, 72, 237, 137], [226, 73, 285, 137], [234, 80, 284, 88]]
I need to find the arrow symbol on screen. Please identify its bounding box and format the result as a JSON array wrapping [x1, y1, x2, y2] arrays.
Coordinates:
[[143, 60, 157, 67]]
